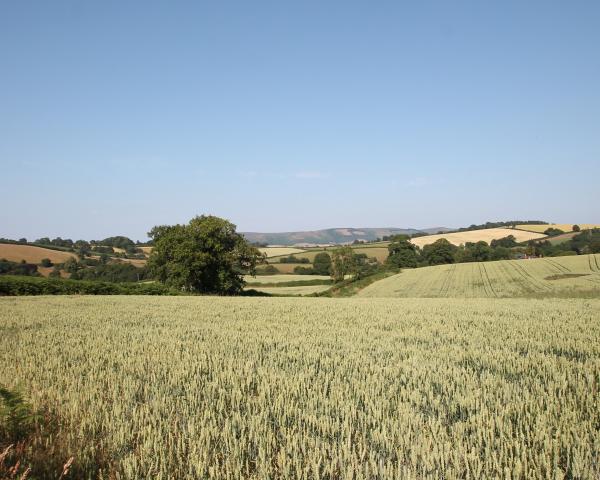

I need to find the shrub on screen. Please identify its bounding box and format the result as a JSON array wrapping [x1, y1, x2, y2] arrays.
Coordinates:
[[40, 258, 53, 268]]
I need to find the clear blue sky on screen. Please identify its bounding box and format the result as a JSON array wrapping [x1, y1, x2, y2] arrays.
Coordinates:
[[1, 1, 599, 241]]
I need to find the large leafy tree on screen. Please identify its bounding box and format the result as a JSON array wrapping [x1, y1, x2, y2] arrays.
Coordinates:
[[422, 238, 457, 266], [147, 215, 261, 294], [386, 235, 419, 268], [330, 246, 355, 282], [313, 252, 332, 275]]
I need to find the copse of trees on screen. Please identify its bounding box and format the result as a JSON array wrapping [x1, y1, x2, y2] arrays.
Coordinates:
[[456, 220, 548, 232], [422, 239, 458, 266], [279, 255, 310, 264], [313, 252, 332, 275], [386, 235, 419, 268], [147, 215, 261, 294]]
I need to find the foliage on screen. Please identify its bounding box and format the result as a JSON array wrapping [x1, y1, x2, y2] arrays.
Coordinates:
[[70, 263, 147, 283], [421, 238, 458, 265], [490, 235, 518, 248], [329, 246, 355, 282], [572, 224, 580, 232], [40, 258, 53, 268], [386, 235, 419, 268], [312, 252, 332, 275], [454, 241, 492, 263], [543, 227, 565, 237], [278, 255, 310, 264], [148, 215, 261, 294], [0, 276, 177, 296], [1, 296, 598, 478], [255, 265, 279, 275], [292, 266, 315, 275], [0, 260, 39, 277]]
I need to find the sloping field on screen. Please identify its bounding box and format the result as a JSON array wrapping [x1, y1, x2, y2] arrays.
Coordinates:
[[516, 223, 600, 233], [0, 244, 76, 264], [1, 296, 598, 478], [280, 246, 390, 263], [359, 254, 600, 298], [259, 247, 306, 258], [410, 228, 545, 248]]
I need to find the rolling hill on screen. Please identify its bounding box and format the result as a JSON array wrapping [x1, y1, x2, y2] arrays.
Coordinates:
[[409, 227, 545, 248], [358, 254, 600, 298], [242, 227, 450, 246]]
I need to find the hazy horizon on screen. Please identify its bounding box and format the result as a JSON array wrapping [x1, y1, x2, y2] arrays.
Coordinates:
[[2, 1, 599, 241]]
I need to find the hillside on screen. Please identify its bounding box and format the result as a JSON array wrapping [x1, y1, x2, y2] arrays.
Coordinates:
[[242, 227, 438, 246], [515, 223, 600, 233], [409, 227, 545, 248], [0, 243, 76, 264], [358, 254, 600, 298]]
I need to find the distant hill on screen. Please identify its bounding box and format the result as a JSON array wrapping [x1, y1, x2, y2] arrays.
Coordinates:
[[242, 227, 449, 246]]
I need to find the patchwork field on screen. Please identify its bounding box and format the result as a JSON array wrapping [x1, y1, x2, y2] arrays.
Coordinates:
[[515, 223, 600, 233], [359, 254, 600, 298], [0, 243, 76, 264], [251, 284, 331, 295], [409, 228, 545, 248], [1, 296, 598, 479], [258, 247, 306, 258]]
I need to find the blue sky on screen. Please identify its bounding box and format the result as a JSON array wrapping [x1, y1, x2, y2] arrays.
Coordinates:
[[1, 1, 599, 241]]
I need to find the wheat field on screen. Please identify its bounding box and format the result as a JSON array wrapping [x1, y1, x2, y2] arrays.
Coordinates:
[[515, 224, 600, 233], [0, 244, 76, 264], [1, 296, 598, 479], [359, 254, 600, 298], [409, 228, 546, 248]]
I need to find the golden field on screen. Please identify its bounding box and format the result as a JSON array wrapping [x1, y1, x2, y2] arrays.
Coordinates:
[[1, 296, 598, 479], [359, 254, 600, 298], [515, 223, 600, 233], [410, 227, 545, 248], [0, 244, 76, 264]]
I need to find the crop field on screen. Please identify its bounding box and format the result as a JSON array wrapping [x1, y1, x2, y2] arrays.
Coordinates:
[[259, 247, 306, 258], [359, 254, 600, 298], [515, 223, 600, 233], [245, 274, 330, 284], [263, 263, 312, 274], [1, 296, 598, 479], [409, 228, 546, 248], [0, 243, 76, 264], [251, 284, 332, 295], [282, 246, 390, 264]]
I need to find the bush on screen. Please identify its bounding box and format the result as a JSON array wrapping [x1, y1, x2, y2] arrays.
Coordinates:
[[40, 258, 53, 268], [0, 276, 178, 296], [293, 266, 316, 275], [256, 265, 279, 275]]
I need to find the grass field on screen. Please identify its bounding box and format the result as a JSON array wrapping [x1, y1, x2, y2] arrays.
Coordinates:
[[280, 246, 390, 263], [245, 274, 330, 284], [409, 228, 545, 248], [262, 263, 312, 274], [0, 243, 76, 264], [515, 223, 600, 233], [359, 254, 600, 298], [1, 296, 598, 479]]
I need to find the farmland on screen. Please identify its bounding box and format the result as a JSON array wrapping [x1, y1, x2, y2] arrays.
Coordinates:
[[0, 243, 76, 264], [359, 254, 600, 298], [259, 247, 307, 258], [409, 228, 545, 248], [515, 223, 600, 233], [245, 274, 330, 284], [1, 296, 598, 479]]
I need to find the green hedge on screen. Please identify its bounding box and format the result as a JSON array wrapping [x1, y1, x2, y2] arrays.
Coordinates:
[[0, 276, 178, 296]]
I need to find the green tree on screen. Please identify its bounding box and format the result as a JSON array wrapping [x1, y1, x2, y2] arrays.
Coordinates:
[[40, 258, 53, 268], [313, 252, 332, 275], [147, 215, 261, 294], [330, 246, 354, 282], [455, 241, 492, 263], [572, 224, 580, 232], [422, 239, 457, 265], [386, 235, 418, 268]]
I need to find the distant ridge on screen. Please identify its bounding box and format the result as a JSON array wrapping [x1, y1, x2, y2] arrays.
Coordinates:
[[241, 227, 453, 246]]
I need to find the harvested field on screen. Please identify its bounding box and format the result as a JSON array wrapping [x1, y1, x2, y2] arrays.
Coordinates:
[[0, 244, 76, 264], [515, 223, 600, 233], [359, 254, 600, 298], [410, 227, 545, 248]]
